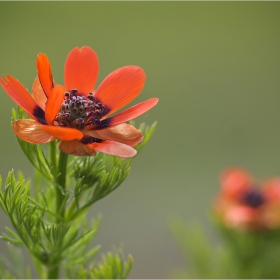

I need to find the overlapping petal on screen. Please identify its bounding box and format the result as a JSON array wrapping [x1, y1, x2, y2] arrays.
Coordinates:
[[64, 46, 99, 95], [32, 76, 47, 109], [59, 140, 97, 156], [94, 66, 146, 118], [36, 53, 54, 97], [84, 123, 143, 147], [12, 119, 55, 144], [263, 178, 280, 202], [1, 46, 158, 158], [45, 85, 65, 125], [220, 167, 254, 201], [98, 98, 159, 129], [0, 74, 46, 124], [42, 125, 84, 141], [86, 140, 137, 158]]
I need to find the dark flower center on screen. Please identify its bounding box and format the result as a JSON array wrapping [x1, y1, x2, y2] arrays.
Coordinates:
[[54, 89, 105, 130], [241, 188, 265, 208]]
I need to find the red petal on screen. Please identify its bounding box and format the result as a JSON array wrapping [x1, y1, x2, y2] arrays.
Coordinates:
[[224, 205, 257, 228], [220, 167, 254, 200], [42, 125, 83, 141], [87, 141, 137, 158], [64, 46, 99, 96], [45, 85, 65, 125], [59, 140, 96, 156], [99, 98, 158, 128], [263, 178, 280, 202], [94, 66, 146, 117], [0, 75, 46, 123], [12, 119, 55, 143], [84, 123, 143, 147], [32, 76, 47, 109], [36, 53, 54, 97]]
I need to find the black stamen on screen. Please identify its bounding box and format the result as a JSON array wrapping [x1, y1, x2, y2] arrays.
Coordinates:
[[242, 189, 265, 208], [54, 88, 107, 129], [71, 89, 78, 94], [93, 118, 111, 129], [80, 136, 103, 144], [33, 106, 47, 124]]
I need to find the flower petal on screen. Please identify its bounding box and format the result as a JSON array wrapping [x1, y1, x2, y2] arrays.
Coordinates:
[[64, 46, 99, 96], [12, 119, 55, 143], [94, 66, 146, 117], [220, 167, 254, 201], [224, 205, 257, 229], [86, 140, 137, 158], [96, 98, 159, 129], [45, 85, 65, 125], [32, 76, 47, 109], [59, 140, 97, 156], [42, 125, 84, 141], [263, 178, 280, 202], [36, 53, 54, 97], [84, 123, 143, 147], [0, 74, 47, 124]]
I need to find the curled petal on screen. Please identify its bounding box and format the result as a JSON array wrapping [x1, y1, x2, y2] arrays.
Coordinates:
[[32, 76, 47, 109], [84, 123, 143, 147], [45, 85, 65, 125], [96, 98, 159, 129], [42, 125, 83, 141], [0, 75, 46, 124], [64, 46, 99, 96], [36, 53, 54, 97], [86, 140, 137, 158], [94, 66, 146, 117], [12, 119, 55, 144], [59, 140, 96, 156]]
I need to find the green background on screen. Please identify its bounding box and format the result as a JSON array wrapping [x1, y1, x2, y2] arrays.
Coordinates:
[[1, 2, 280, 278]]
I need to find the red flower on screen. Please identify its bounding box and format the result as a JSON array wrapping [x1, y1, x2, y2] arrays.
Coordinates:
[[214, 167, 280, 231], [0, 47, 158, 157]]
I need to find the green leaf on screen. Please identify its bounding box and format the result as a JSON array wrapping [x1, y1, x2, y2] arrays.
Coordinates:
[[66, 247, 133, 279]]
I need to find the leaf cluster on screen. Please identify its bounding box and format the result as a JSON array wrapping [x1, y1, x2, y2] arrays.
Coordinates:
[[218, 224, 280, 278], [67, 247, 133, 279], [0, 245, 31, 279], [0, 171, 103, 278], [169, 217, 280, 279], [169, 218, 226, 278]]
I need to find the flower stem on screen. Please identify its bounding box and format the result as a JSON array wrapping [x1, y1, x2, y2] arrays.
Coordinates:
[[50, 141, 57, 174], [47, 150, 68, 279], [47, 265, 59, 279], [56, 150, 68, 219]]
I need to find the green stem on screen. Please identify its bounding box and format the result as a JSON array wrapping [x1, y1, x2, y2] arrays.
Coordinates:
[[50, 141, 57, 174], [47, 265, 59, 279], [47, 150, 68, 279], [56, 151, 68, 220], [65, 199, 77, 221]]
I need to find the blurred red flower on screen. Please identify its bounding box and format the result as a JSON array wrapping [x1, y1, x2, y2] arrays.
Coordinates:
[[0, 47, 158, 157], [214, 167, 280, 231]]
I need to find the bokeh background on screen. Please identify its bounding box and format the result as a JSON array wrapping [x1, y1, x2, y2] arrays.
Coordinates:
[[1, 2, 280, 278]]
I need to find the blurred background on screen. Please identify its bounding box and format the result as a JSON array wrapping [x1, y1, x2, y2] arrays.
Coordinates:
[[1, 2, 280, 278]]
